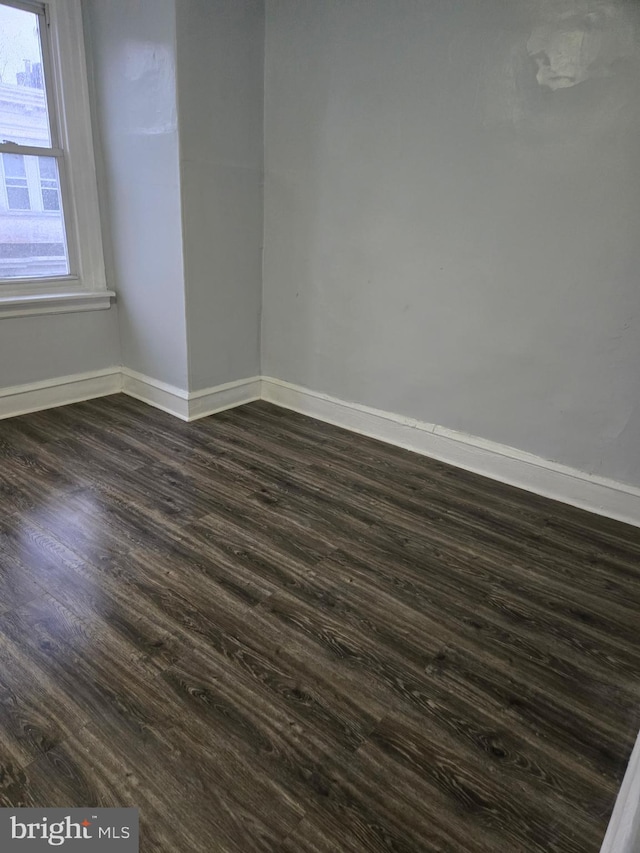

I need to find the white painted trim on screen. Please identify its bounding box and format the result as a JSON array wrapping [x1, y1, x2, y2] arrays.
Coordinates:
[[120, 368, 190, 421], [120, 369, 261, 421], [0, 290, 116, 318], [2, 367, 639, 529], [48, 0, 109, 293], [600, 729, 640, 853], [261, 377, 640, 529], [0, 367, 261, 422], [188, 376, 262, 420], [0, 367, 121, 419]]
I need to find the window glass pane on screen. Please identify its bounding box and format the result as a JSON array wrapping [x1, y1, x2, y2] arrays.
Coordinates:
[[3, 153, 29, 209], [1, 154, 69, 278], [38, 155, 60, 209], [0, 3, 52, 147], [41, 188, 58, 210], [6, 185, 29, 210], [3, 152, 26, 178], [38, 155, 56, 179]]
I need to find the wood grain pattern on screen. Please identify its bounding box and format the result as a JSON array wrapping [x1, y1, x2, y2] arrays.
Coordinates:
[[0, 394, 639, 852]]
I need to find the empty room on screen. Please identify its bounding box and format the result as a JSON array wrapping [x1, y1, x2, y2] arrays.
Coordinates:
[[0, 0, 639, 850]]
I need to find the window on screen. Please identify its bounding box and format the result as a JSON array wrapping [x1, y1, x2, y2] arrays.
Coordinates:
[[0, 0, 112, 316]]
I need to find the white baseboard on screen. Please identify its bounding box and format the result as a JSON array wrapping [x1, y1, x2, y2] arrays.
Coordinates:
[[120, 368, 190, 420], [2, 368, 639, 529], [600, 729, 640, 853], [120, 368, 261, 421], [188, 376, 261, 420], [261, 376, 640, 529], [0, 368, 121, 420], [0, 368, 261, 423]]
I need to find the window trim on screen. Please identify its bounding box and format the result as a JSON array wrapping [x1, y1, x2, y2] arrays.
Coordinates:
[[0, 0, 114, 316]]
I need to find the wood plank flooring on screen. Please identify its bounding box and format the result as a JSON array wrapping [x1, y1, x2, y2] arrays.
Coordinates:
[[0, 393, 639, 851]]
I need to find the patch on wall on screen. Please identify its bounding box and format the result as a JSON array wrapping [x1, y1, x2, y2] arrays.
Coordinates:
[[475, 0, 640, 136], [527, 3, 635, 90]]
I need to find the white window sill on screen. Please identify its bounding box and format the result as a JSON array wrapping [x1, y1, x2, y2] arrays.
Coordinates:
[[0, 290, 116, 319]]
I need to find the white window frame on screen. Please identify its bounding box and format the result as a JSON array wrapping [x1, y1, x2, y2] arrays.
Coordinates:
[[0, 0, 114, 318]]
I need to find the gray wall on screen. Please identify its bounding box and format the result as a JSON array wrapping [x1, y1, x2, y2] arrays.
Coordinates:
[[176, 0, 264, 391], [263, 0, 640, 486], [82, 0, 264, 394], [0, 310, 119, 388], [83, 0, 189, 390]]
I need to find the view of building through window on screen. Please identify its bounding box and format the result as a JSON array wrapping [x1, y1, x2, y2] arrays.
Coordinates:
[[0, 1, 69, 279]]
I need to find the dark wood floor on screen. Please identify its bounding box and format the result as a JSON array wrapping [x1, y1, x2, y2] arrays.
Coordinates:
[[0, 394, 639, 852]]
